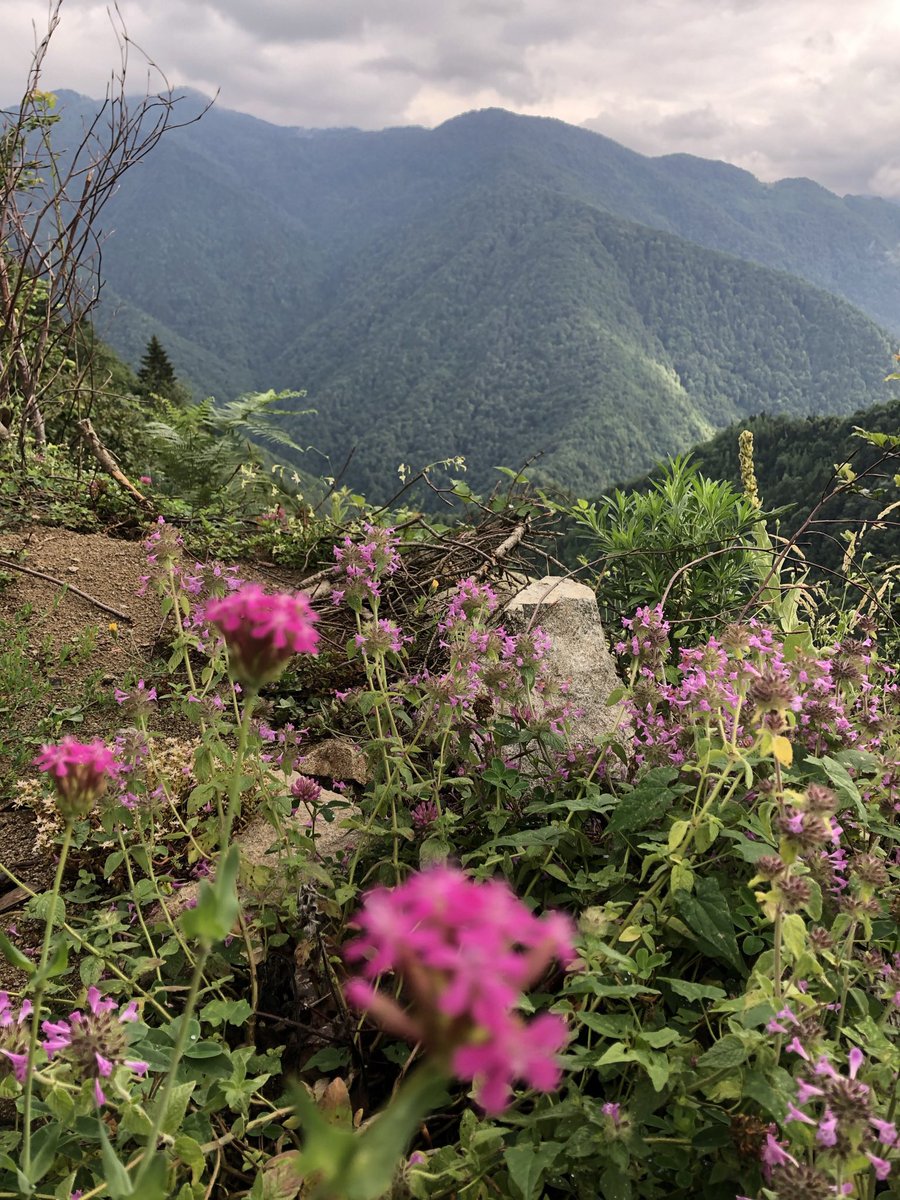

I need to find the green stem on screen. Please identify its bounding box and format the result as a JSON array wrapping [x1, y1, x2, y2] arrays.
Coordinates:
[[132, 945, 210, 1190], [21, 821, 73, 1183], [117, 828, 163, 984], [223, 687, 258, 844]]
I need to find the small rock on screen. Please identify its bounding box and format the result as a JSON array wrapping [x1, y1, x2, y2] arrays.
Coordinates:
[[152, 788, 357, 921], [295, 738, 368, 785], [504, 575, 630, 748]]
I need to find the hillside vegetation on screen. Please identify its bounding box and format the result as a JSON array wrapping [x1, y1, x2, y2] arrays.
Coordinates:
[[41, 95, 899, 499]]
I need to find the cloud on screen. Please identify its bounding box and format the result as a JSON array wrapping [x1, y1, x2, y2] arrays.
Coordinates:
[[1, 0, 899, 194]]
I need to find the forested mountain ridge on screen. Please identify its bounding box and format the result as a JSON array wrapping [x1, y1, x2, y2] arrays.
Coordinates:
[[42, 93, 900, 497]]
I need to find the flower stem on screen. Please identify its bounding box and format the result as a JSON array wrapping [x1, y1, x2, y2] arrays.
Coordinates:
[[132, 944, 210, 1190], [21, 821, 73, 1183]]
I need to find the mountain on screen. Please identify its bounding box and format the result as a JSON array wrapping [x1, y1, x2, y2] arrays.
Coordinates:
[[44, 94, 900, 498], [685, 398, 900, 574]]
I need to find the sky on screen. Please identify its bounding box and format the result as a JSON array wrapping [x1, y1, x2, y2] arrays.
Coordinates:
[[2, 0, 900, 197]]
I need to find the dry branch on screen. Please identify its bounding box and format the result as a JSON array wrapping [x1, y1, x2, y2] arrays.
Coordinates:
[[76, 418, 154, 510], [0, 556, 132, 621]]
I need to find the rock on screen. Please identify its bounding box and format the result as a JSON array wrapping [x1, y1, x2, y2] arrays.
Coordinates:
[[504, 575, 630, 747], [295, 738, 368, 785], [153, 788, 357, 921]]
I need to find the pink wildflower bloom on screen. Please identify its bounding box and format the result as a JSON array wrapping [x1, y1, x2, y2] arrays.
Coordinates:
[[0, 1050, 28, 1082], [42, 988, 146, 1106], [34, 737, 119, 820], [795, 1079, 825, 1104], [344, 866, 575, 1114], [868, 1152, 892, 1180], [785, 1102, 816, 1126], [872, 1118, 897, 1145], [354, 618, 411, 656], [290, 775, 322, 807], [816, 1110, 838, 1146], [601, 1101, 622, 1125], [139, 475, 152, 484], [785, 1037, 809, 1061], [0, 996, 32, 1082], [761, 1133, 798, 1169], [205, 584, 319, 686]]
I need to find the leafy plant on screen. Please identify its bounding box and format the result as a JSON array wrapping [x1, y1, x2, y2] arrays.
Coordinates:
[[559, 455, 762, 632]]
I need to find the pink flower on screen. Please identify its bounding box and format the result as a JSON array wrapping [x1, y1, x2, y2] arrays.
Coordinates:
[[34, 737, 119, 819], [290, 775, 322, 807], [761, 1133, 798, 1169], [40, 988, 147, 1106], [344, 866, 575, 1114], [872, 1118, 897, 1146], [868, 1152, 892, 1180], [817, 1110, 838, 1146], [785, 1037, 809, 1061], [205, 584, 319, 685]]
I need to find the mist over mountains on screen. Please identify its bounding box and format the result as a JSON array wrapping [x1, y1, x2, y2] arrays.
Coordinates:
[[52, 92, 899, 498]]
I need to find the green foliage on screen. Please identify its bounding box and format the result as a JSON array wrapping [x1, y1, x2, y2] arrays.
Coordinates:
[[559, 456, 762, 630], [680, 395, 900, 579], [143, 388, 312, 511], [39, 96, 890, 504], [137, 335, 181, 401]]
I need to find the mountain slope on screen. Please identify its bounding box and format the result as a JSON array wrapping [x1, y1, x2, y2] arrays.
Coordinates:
[[40, 94, 900, 497], [266, 186, 892, 497]]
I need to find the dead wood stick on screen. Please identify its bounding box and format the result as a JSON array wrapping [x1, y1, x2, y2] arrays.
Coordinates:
[[0, 557, 133, 621], [76, 418, 154, 510], [472, 520, 529, 578]]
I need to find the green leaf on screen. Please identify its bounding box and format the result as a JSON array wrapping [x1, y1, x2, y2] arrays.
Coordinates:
[[173, 1135, 206, 1186], [504, 1142, 562, 1200], [673, 877, 744, 973], [637, 1027, 681, 1049], [346, 1066, 449, 1199], [303, 1046, 351, 1073], [97, 1115, 134, 1198], [742, 1070, 787, 1119], [781, 913, 807, 962], [161, 1080, 196, 1136], [697, 1034, 747, 1071], [658, 977, 726, 1002], [182, 844, 240, 943], [30, 1122, 61, 1184], [809, 754, 865, 818], [419, 836, 451, 867], [607, 770, 677, 836], [44, 1085, 76, 1125], [0, 927, 35, 976], [200, 998, 254, 1028]]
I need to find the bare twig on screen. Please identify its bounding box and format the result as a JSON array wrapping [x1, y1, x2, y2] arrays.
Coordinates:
[[0, 556, 132, 621], [75, 417, 154, 509]]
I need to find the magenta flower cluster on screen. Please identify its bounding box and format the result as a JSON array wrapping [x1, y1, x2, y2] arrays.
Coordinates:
[[619, 614, 896, 768], [758, 1038, 894, 1188], [34, 737, 120, 819], [0, 992, 32, 1082], [332, 522, 401, 606], [42, 986, 147, 1107], [205, 583, 319, 685], [354, 618, 411, 656], [415, 579, 572, 739], [344, 865, 575, 1114]]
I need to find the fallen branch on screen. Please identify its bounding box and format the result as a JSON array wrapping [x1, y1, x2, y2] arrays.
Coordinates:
[[76, 418, 155, 510], [472, 520, 529, 578], [0, 557, 132, 621]]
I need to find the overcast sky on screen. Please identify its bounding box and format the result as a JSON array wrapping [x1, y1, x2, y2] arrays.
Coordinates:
[[3, 0, 900, 196]]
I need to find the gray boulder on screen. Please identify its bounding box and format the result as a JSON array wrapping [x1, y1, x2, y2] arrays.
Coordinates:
[[504, 575, 630, 748]]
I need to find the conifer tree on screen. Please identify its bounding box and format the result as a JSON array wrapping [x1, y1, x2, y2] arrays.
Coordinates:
[[137, 335, 178, 398]]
